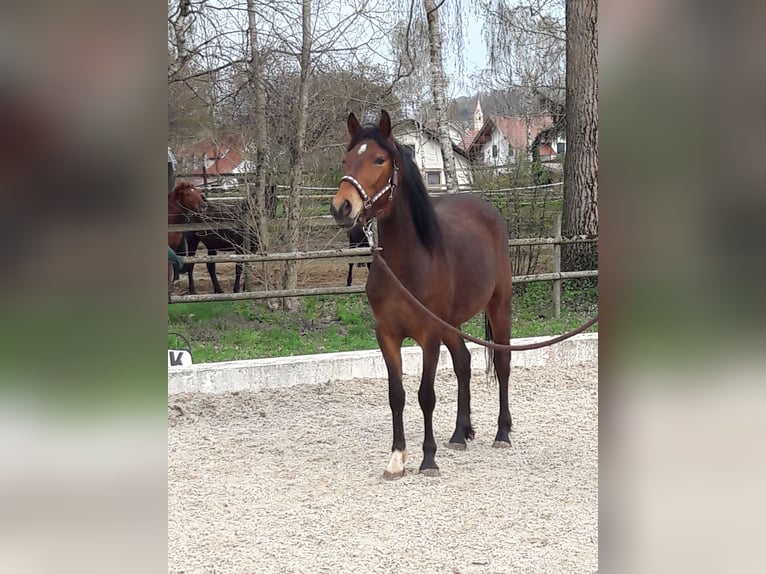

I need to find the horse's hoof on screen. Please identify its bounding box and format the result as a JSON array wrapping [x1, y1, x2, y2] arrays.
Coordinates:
[[492, 440, 511, 449], [382, 469, 405, 481], [420, 467, 440, 477], [445, 441, 466, 451]]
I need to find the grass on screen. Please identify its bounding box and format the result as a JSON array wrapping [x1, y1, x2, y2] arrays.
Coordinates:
[[168, 281, 597, 363]]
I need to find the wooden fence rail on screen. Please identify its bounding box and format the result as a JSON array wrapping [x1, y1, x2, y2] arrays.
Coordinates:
[[168, 269, 598, 305], [173, 238, 597, 265]]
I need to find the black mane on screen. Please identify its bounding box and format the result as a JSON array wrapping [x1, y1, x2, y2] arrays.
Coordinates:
[[349, 126, 442, 252]]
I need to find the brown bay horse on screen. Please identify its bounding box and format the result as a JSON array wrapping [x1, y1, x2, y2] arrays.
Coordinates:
[[331, 110, 513, 478]]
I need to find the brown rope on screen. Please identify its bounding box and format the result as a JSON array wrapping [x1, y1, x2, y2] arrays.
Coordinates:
[[371, 251, 598, 351]]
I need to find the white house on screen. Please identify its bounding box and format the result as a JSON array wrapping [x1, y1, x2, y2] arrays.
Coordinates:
[[393, 120, 473, 190]]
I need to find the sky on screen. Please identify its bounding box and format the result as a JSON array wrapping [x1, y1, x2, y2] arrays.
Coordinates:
[[431, 8, 491, 98], [446, 16, 489, 97]]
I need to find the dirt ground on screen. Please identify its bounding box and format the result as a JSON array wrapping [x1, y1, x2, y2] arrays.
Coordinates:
[[168, 360, 598, 573]]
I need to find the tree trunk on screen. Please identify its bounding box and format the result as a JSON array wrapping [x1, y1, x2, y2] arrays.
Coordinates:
[[283, 0, 312, 310], [169, 0, 192, 78], [562, 0, 598, 274], [423, 0, 459, 193], [246, 0, 272, 295]]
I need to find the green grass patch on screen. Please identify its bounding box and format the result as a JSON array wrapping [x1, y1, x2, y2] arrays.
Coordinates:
[[168, 284, 597, 363]]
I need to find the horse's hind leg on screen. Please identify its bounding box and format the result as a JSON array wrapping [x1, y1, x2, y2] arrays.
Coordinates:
[[487, 297, 512, 447], [417, 336, 442, 476], [444, 332, 474, 450], [233, 262, 243, 292], [207, 249, 223, 293]]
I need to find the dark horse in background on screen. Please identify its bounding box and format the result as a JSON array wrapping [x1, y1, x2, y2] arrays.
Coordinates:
[[181, 200, 249, 294], [346, 223, 371, 286], [331, 110, 512, 478], [174, 185, 277, 294]]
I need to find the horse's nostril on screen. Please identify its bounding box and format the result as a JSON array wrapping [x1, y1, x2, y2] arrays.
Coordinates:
[[342, 199, 351, 216]]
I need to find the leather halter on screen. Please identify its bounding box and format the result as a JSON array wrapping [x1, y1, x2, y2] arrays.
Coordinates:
[[339, 158, 399, 214]]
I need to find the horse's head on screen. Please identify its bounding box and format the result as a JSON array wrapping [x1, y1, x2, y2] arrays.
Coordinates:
[[331, 110, 401, 228], [172, 182, 208, 214]]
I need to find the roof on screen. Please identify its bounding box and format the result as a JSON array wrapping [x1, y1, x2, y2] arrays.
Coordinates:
[[457, 128, 480, 151], [176, 135, 244, 175], [487, 115, 554, 150]]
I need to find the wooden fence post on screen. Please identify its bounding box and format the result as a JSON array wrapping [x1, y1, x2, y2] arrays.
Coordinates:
[[552, 213, 562, 319]]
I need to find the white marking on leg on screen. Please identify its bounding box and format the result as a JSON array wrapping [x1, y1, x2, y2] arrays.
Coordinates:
[[385, 449, 407, 476], [357, 143, 367, 155]]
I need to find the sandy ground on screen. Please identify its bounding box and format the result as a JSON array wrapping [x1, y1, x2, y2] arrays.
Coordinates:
[[168, 360, 598, 573]]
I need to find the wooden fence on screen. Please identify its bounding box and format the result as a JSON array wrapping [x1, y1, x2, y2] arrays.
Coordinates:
[[168, 213, 597, 317]]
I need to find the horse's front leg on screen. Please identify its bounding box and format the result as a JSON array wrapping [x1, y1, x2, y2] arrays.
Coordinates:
[[418, 337, 442, 476], [346, 262, 353, 286], [377, 329, 406, 479]]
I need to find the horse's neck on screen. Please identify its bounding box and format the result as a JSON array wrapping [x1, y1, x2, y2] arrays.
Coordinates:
[[377, 194, 429, 267], [168, 198, 185, 223]]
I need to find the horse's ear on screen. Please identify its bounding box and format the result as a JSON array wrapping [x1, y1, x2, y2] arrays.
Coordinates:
[[379, 110, 392, 139], [347, 113, 362, 138]]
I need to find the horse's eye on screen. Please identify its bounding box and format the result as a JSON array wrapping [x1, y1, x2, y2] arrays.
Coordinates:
[[374, 157, 386, 165]]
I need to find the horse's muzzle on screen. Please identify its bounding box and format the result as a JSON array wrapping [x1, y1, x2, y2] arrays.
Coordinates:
[[330, 199, 355, 228]]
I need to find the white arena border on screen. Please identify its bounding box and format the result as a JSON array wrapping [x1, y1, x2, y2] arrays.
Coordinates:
[[169, 333, 597, 394]]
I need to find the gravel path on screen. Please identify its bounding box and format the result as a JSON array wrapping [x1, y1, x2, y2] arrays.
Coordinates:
[[168, 361, 598, 574]]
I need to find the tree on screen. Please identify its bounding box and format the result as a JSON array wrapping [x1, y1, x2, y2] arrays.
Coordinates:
[[562, 0, 598, 273], [245, 2, 270, 250], [282, 0, 312, 310], [423, 0, 459, 193]]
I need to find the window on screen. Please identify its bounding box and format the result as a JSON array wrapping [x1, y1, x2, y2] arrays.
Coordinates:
[[556, 142, 566, 154], [492, 144, 498, 158], [426, 172, 440, 186]]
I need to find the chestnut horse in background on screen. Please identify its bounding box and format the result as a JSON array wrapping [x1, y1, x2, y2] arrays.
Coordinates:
[[331, 110, 512, 478], [168, 181, 208, 253], [168, 182, 207, 299]]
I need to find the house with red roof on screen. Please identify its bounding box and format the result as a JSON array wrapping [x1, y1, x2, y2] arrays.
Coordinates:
[[464, 98, 565, 172], [468, 113, 565, 170]]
